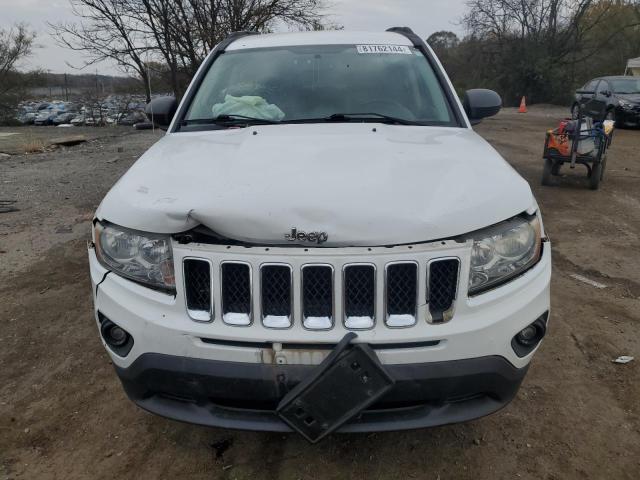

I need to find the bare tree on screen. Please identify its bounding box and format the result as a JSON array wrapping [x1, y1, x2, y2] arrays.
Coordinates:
[[53, 0, 327, 100], [0, 24, 36, 121], [50, 0, 154, 101], [138, 0, 327, 95]]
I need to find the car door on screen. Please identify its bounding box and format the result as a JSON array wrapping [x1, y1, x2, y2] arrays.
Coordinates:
[[581, 79, 601, 118], [593, 80, 611, 120]]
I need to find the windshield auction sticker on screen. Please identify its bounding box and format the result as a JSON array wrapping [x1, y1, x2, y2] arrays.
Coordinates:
[[356, 45, 412, 54]]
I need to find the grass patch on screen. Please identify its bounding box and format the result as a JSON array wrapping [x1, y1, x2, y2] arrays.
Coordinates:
[[20, 135, 47, 154]]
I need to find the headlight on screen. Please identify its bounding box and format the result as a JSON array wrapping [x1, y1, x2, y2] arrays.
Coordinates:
[[94, 221, 175, 291], [618, 99, 634, 109], [468, 216, 542, 295]]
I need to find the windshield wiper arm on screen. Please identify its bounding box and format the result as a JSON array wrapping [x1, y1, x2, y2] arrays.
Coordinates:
[[183, 114, 281, 126], [325, 112, 420, 125]]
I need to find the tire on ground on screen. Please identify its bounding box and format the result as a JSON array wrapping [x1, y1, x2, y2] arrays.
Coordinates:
[[590, 161, 603, 190]]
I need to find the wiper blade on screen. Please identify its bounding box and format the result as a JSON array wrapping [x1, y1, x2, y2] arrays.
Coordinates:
[[325, 112, 420, 125], [183, 114, 281, 126], [215, 114, 281, 124]]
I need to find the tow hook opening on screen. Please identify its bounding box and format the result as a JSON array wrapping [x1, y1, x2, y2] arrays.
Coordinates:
[[99, 312, 134, 357], [511, 312, 548, 358]]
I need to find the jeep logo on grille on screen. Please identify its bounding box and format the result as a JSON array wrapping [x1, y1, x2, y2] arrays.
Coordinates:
[[285, 227, 328, 244]]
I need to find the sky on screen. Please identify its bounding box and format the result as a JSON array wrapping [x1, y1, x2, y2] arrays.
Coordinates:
[[1, 0, 468, 76]]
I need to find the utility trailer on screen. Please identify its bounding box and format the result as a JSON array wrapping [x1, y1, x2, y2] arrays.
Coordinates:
[[542, 107, 614, 190]]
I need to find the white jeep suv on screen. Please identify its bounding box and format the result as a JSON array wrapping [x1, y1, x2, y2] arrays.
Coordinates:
[[89, 28, 551, 442]]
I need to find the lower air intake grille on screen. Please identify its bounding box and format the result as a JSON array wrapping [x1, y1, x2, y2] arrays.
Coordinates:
[[343, 265, 375, 329], [221, 262, 251, 325], [183, 259, 212, 322], [261, 265, 292, 328], [428, 259, 460, 323]]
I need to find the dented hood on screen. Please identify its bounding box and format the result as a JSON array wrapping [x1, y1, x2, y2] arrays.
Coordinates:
[[96, 123, 535, 246]]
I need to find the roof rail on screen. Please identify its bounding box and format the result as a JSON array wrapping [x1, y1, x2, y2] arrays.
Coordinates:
[[219, 30, 260, 52], [386, 27, 422, 48], [386, 27, 415, 35]]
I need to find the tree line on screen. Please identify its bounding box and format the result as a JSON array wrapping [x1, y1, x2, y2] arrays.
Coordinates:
[[2, 0, 640, 120], [430, 0, 640, 106]]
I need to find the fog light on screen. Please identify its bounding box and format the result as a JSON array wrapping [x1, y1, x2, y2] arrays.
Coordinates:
[[512, 313, 548, 358], [107, 325, 128, 347], [516, 325, 538, 345], [98, 312, 134, 357]]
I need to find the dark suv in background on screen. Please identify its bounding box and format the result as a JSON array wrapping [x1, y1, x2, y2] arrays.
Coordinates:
[[573, 76, 640, 127]]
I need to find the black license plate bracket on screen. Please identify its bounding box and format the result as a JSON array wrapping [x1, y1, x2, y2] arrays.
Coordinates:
[[277, 334, 394, 443]]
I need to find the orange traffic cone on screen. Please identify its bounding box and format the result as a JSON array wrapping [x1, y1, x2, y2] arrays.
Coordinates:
[[518, 96, 528, 113]]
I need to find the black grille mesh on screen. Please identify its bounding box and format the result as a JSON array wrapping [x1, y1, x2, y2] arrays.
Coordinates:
[[261, 265, 292, 317], [386, 263, 417, 316], [302, 266, 333, 319], [184, 259, 211, 313], [221, 263, 251, 314], [429, 259, 459, 322], [344, 265, 375, 318]]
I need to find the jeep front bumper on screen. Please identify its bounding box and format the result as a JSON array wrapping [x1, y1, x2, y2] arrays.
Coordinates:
[[89, 238, 551, 432]]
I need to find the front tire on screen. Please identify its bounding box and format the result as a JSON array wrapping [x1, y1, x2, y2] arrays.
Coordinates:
[[571, 104, 580, 120]]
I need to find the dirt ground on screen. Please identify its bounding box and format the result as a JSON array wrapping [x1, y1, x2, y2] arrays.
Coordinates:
[[1, 109, 638, 480]]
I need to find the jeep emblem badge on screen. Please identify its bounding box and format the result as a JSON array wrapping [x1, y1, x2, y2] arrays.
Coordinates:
[[285, 227, 328, 244]]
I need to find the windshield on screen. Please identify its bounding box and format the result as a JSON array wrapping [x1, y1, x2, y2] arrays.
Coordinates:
[[182, 45, 456, 128], [610, 78, 640, 94]]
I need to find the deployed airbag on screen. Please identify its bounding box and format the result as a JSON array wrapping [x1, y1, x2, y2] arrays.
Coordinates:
[[212, 95, 285, 121]]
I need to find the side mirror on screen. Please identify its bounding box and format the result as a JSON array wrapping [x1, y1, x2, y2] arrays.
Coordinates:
[[463, 89, 502, 125], [145, 96, 177, 129]]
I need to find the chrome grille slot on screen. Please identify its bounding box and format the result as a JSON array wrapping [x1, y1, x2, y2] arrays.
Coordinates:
[[261, 264, 292, 329], [221, 262, 252, 326], [428, 258, 460, 323], [385, 262, 418, 327], [302, 265, 334, 330], [343, 264, 376, 329], [183, 259, 212, 322]]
